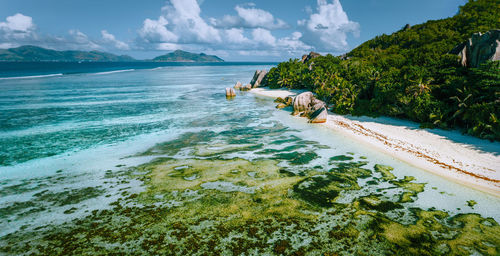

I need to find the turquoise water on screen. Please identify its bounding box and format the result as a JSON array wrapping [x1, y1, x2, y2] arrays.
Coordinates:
[[0, 65, 499, 254]]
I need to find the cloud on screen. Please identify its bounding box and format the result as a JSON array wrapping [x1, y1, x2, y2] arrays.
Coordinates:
[[138, 16, 178, 44], [251, 28, 276, 46], [161, 0, 221, 43], [101, 30, 130, 50], [67, 29, 102, 50], [224, 28, 249, 44], [0, 13, 131, 52], [298, 0, 359, 51], [277, 32, 310, 53], [0, 13, 36, 40], [210, 4, 287, 30], [135, 1, 313, 59]]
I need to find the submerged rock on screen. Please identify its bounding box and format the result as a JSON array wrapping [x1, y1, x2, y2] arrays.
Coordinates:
[[275, 103, 287, 109], [451, 30, 500, 67], [241, 84, 252, 91], [274, 97, 285, 104], [275, 96, 294, 109], [225, 87, 236, 98], [234, 81, 242, 90]]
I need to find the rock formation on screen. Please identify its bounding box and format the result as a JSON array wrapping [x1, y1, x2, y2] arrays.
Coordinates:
[[274, 96, 294, 109], [275, 103, 287, 109], [241, 84, 252, 91], [451, 30, 500, 68], [225, 88, 236, 98], [234, 81, 242, 90], [290, 92, 328, 123], [300, 52, 321, 63], [250, 70, 268, 88], [309, 107, 328, 123], [292, 92, 315, 116]]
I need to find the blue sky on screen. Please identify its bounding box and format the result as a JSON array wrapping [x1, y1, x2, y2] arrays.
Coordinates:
[[0, 0, 467, 61]]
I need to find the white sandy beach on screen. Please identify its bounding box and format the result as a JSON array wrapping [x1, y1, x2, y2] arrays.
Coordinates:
[[251, 88, 500, 197]]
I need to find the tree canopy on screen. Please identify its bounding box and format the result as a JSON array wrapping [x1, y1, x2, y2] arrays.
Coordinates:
[[265, 0, 500, 141]]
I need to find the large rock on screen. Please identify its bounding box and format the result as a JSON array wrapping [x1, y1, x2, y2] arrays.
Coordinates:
[[225, 87, 236, 98], [300, 51, 321, 63], [309, 107, 328, 123], [291, 92, 328, 123], [292, 92, 315, 116], [250, 70, 268, 88], [451, 30, 500, 68]]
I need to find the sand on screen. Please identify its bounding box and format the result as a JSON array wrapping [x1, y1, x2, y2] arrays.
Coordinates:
[[251, 88, 500, 197]]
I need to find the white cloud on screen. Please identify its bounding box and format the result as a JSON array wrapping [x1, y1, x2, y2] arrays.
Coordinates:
[[68, 29, 101, 50], [0, 13, 34, 32], [138, 16, 178, 43], [277, 32, 311, 53], [101, 30, 130, 50], [298, 0, 359, 51], [161, 0, 221, 43], [234, 5, 287, 29], [224, 28, 249, 44], [137, 0, 222, 50], [251, 28, 276, 46], [0, 13, 130, 52], [211, 5, 287, 30], [0, 13, 36, 40]]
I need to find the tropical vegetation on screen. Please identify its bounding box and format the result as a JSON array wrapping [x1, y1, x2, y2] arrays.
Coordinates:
[[264, 0, 500, 141]]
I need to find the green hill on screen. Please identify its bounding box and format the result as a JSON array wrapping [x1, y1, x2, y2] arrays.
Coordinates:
[[0, 45, 136, 62], [153, 50, 224, 62], [265, 0, 500, 140]]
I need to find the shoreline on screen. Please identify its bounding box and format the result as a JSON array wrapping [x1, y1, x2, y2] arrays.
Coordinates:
[[251, 88, 500, 197]]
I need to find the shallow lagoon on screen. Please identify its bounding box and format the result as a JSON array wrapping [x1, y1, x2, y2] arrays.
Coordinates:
[[0, 65, 499, 255]]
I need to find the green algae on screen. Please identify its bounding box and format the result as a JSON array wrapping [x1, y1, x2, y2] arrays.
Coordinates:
[[391, 176, 425, 193], [374, 164, 396, 181], [467, 200, 477, 208], [329, 155, 354, 161], [139, 130, 217, 156], [33, 187, 105, 206], [194, 143, 262, 156], [359, 195, 403, 212], [1, 129, 498, 255], [1, 154, 499, 255], [272, 151, 318, 165], [294, 173, 360, 207]]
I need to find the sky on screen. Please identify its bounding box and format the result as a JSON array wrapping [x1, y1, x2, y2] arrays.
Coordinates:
[[0, 0, 468, 61]]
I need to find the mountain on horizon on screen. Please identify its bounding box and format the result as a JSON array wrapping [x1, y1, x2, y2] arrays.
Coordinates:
[[152, 50, 224, 62], [0, 45, 136, 62], [0, 46, 225, 63]]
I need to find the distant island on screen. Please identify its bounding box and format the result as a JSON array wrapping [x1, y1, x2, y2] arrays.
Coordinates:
[[152, 50, 224, 62], [0, 45, 136, 62], [0, 46, 224, 63]]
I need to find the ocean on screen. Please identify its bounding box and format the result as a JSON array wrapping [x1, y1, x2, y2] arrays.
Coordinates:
[[0, 63, 498, 255]]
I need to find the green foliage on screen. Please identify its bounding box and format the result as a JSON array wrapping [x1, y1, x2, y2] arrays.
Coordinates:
[[265, 0, 500, 141]]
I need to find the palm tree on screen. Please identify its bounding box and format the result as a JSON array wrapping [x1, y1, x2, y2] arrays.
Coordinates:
[[406, 77, 434, 97], [449, 92, 472, 127]]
